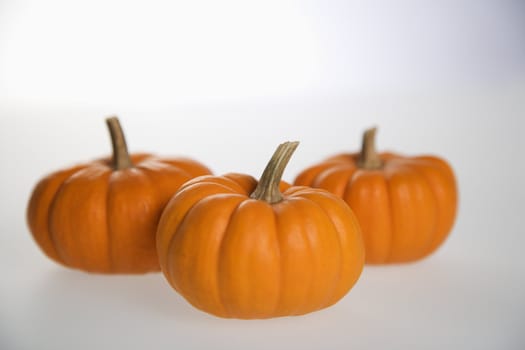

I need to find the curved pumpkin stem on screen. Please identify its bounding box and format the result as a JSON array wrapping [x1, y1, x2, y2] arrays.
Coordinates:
[[106, 116, 133, 170], [358, 127, 383, 170], [250, 141, 299, 204]]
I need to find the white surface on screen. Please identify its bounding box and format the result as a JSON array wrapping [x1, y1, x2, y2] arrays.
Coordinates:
[[1, 1, 525, 349], [1, 88, 525, 350]]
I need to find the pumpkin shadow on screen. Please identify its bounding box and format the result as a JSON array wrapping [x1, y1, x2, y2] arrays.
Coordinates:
[[29, 267, 207, 323]]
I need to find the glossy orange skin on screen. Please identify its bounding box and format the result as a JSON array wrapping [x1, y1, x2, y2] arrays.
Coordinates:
[[27, 153, 211, 273], [157, 173, 364, 319], [294, 153, 457, 264]]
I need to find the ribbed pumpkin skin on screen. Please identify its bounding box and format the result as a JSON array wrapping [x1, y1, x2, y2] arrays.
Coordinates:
[[27, 153, 211, 273], [157, 173, 364, 319], [294, 153, 457, 264]]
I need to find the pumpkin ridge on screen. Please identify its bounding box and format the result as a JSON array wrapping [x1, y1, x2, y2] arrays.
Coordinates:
[[291, 198, 317, 315], [141, 158, 193, 179], [165, 192, 245, 292], [384, 165, 412, 262], [223, 173, 258, 195], [183, 195, 245, 316], [297, 194, 344, 309], [183, 181, 242, 196], [414, 156, 455, 177], [159, 157, 211, 178], [384, 164, 438, 262], [316, 167, 356, 197], [215, 198, 246, 317], [46, 166, 90, 265], [50, 166, 112, 270], [281, 185, 312, 196], [186, 178, 246, 194], [383, 170, 396, 263], [270, 200, 293, 315], [410, 159, 457, 257], [294, 162, 334, 186], [164, 161, 193, 179], [405, 162, 440, 258], [346, 170, 392, 264], [105, 172, 114, 271], [157, 182, 243, 272], [107, 168, 156, 272], [217, 199, 282, 318], [400, 163, 440, 260], [135, 162, 172, 200], [175, 175, 217, 193], [341, 166, 361, 200], [270, 204, 282, 316], [26, 168, 77, 263], [311, 163, 349, 189], [138, 161, 198, 234]]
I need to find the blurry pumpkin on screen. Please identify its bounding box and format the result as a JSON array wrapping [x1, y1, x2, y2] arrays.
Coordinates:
[[27, 117, 211, 273], [157, 141, 364, 319], [295, 127, 457, 264]]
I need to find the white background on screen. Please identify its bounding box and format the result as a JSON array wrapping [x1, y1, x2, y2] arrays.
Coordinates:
[[1, 1, 525, 349]]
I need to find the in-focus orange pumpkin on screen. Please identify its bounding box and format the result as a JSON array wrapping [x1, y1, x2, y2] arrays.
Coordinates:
[[157, 142, 364, 319], [295, 127, 457, 264], [27, 117, 212, 273]]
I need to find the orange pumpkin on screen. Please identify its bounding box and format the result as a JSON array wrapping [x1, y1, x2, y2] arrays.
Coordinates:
[[294, 127, 457, 264], [27, 117, 212, 273], [157, 141, 364, 319]]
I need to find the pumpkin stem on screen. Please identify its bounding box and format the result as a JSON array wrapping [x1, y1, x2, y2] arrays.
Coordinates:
[[250, 141, 299, 204], [358, 127, 383, 170], [106, 116, 133, 170]]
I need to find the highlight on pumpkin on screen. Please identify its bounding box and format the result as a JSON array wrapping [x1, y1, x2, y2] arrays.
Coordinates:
[[156, 141, 365, 319], [294, 126, 457, 264], [26, 117, 212, 274]]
